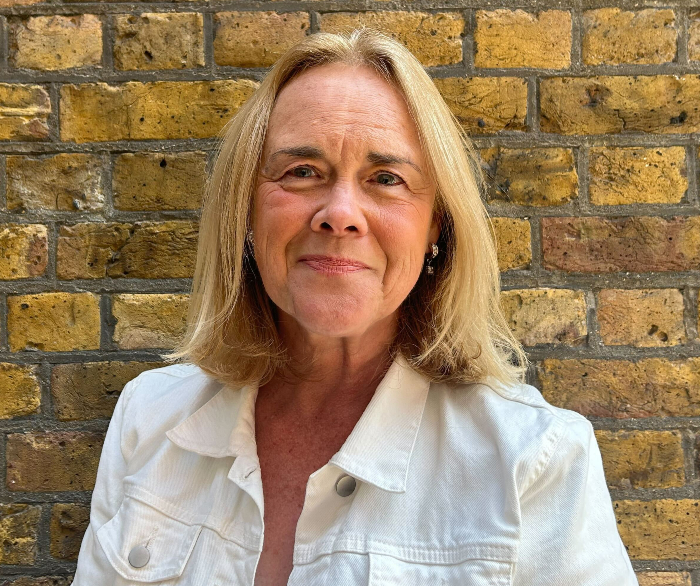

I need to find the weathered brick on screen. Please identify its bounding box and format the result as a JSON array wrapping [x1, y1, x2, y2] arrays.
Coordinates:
[[541, 76, 700, 135], [636, 573, 691, 586], [542, 216, 700, 273], [0, 575, 73, 586], [0, 84, 50, 141], [114, 13, 204, 71], [112, 151, 206, 210], [6, 432, 103, 491], [595, 430, 685, 489], [6, 153, 105, 212], [582, 9, 676, 65], [480, 147, 577, 206], [60, 80, 258, 143], [686, 11, 700, 62], [474, 9, 571, 69], [214, 11, 309, 68], [539, 357, 700, 418], [112, 293, 189, 350], [0, 224, 47, 279], [57, 220, 198, 279], [615, 499, 700, 560], [320, 11, 464, 67], [0, 504, 40, 564], [589, 146, 687, 205], [0, 578, 73, 586], [433, 77, 527, 134], [0, 363, 40, 419], [51, 360, 162, 420], [7, 292, 101, 352], [49, 504, 89, 560], [491, 218, 531, 271], [0, 0, 43, 6], [9, 15, 102, 70], [597, 289, 686, 347], [500, 288, 587, 346]]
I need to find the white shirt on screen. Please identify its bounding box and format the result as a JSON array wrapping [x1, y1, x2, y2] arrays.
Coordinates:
[[73, 355, 638, 585]]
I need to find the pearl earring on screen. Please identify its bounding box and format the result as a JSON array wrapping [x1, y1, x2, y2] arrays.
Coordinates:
[[425, 243, 438, 275]]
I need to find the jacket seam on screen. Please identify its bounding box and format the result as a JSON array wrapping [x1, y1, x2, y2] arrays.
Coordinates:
[[525, 416, 568, 497]]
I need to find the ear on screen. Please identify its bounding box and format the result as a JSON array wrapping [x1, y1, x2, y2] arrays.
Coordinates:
[[427, 212, 440, 253]]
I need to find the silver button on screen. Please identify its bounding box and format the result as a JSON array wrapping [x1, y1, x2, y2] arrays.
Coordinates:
[[335, 474, 357, 497], [128, 544, 150, 568]]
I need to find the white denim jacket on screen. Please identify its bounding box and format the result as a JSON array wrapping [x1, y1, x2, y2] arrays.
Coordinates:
[[73, 356, 638, 585]]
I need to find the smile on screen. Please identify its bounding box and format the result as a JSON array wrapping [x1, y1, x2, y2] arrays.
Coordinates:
[[299, 255, 369, 274]]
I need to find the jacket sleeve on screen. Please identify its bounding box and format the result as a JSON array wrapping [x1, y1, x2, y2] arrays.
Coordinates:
[[71, 376, 139, 585], [512, 414, 638, 586]]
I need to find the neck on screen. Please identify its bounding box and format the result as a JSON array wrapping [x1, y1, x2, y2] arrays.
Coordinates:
[[260, 311, 397, 419]]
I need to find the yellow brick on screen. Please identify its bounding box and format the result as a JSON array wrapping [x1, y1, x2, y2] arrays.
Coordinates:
[[539, 357, 700, 418], [637, 571, 691, 586], [433, 77, 527, 134], [685, 10, 700, 62], [51, 360, 162, 420], [6, 432, 103, 491], [7, 153, 105, 212], [60, 80, 258, 143], [113, 152, 206, 210], [0, 224, 47, 279], [589, 146, 687, 205], [501, 288, 587, 346], [114, 13, 204, 71], [595, 429, 685, 489], [480, 147, 577, 206], [0, 363, 40, 419], [615, 499, 700, 560], [491, 218, 531, 271], [214, 12, 309, 68], [9, 14, 102, 70], [57, 221, 198, 279], [474, 9, 571, 69], [0, 84, 50, 141], [583, 9, 676, 65], [8, 292, 101, 352], [320, 11, 464, 67], [0, 504, 40, 564], [597, 289, 686, 347], [541, 75, 700, 135], [112, 293, 189, 350], [50, 504, 89, 560]]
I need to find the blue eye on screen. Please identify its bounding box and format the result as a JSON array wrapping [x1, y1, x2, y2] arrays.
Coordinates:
[[376, 172, 403, 185], [289, 166, 315, 178]]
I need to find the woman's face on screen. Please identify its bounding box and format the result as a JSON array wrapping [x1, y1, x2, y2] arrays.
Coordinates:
[[253, 62, 439, 340]]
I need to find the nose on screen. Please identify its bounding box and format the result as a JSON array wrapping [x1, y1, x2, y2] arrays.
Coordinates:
[[310, 179, 369, 236]]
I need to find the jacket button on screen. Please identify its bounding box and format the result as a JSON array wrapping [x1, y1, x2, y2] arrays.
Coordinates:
[[128, 544, 150, 568], [335, 474, 357, 497]]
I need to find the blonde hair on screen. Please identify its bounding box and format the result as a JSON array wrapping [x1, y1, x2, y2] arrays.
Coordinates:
[[164, 27, 529, 388]]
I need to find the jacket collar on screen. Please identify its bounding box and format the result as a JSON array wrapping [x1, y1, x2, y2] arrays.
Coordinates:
[[166, 354, 431, 494]]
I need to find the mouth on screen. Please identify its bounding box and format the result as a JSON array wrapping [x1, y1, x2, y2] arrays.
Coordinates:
[[298, 255, 370, 274]]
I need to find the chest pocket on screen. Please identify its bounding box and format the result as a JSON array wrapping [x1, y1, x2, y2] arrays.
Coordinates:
[[95, 494, 203, 583], [368, 552, 513, 586]]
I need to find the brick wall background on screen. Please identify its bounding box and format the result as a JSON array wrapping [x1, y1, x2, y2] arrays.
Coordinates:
[[0, 1, 697, 584]]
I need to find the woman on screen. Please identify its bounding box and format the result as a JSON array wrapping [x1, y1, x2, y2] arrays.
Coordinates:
[[73, 28, 638, 585]]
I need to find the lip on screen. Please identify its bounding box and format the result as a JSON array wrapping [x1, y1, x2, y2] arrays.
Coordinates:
[[298, 255, 370, 274]]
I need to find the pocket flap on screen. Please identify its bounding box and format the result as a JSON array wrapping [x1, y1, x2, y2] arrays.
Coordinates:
[[96, 495, 202, 583]]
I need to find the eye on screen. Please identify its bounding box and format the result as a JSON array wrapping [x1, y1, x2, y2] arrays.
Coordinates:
[[288, 165, 317, 178], [375, 172, 404, 186]]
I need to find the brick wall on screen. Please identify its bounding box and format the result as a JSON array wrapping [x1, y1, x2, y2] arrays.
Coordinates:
[[0, 2, 697, 585]]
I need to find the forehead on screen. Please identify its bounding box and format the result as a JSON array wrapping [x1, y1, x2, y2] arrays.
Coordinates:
[[266, 62, 420, 148]]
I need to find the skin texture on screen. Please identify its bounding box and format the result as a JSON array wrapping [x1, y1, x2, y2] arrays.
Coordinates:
[[251, 62, 439, 586]]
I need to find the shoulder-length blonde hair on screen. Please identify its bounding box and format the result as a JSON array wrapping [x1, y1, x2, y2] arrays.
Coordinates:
[[164, 27, 528, 388]]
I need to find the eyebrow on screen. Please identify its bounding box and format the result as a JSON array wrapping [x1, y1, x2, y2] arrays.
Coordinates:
[[264, 146, 423, 175]]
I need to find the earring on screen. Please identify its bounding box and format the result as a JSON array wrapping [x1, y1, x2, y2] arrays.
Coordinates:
[[246, 229, 254, 249], [425, 243, 438, 275]]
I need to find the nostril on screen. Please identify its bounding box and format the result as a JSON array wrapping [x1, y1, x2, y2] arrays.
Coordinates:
[[347, 225, 358, 232], [321, 222, 332, 230]]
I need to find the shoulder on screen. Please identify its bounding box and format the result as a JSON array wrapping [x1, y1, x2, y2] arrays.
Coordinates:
[[115, 363, 226, 457], [427, 376, 593, 494]]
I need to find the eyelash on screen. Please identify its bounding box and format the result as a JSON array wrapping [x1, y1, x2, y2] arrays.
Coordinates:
[[286, 165, 405, 186]]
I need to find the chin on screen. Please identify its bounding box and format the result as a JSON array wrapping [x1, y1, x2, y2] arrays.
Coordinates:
[[290, 294, 379, 338]]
